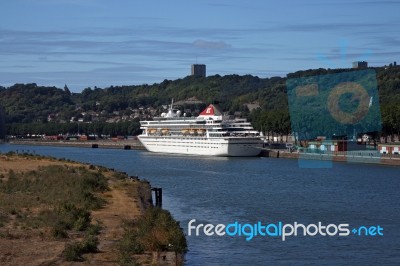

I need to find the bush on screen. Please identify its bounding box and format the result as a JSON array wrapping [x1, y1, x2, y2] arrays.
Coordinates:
[[63, 235, 99, 261], [80, 234, 99, 253], [118, 229, 144, 255], [38, 203, 92, 238], [138, 208, 187, 253], [58, 203, 91, 231], [82, 191, 106, 210], [118, 207, 187, 259], [86, 222, 101, 236], [113, 171, 128, 180], [51, 221, 68, 238], [63, 242, 84, 261]]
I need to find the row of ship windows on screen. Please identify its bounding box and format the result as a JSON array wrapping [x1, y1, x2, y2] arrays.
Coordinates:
[[147, 144, 220, 149], [147, 142, 220, 146], [157, 141, 221, 145], [155, 138, 209, 141], [152, 138, 221, 143]]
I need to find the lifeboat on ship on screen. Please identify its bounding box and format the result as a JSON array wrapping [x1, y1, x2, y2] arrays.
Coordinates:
[[148, 128, 157, 134], [197, 129, 206, 135]]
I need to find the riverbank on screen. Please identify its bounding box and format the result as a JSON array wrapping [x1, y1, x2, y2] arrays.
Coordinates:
[[0, 153, 186, 265], [261, 149, 400, 166], [6, 139, 400, 166], [9, 139, 145, 150]]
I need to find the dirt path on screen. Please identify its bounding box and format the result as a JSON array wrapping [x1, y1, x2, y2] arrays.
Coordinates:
[[82, 181, 143, 265]]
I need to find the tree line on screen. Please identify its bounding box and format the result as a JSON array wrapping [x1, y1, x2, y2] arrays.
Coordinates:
[[1, 65, 400, 139]]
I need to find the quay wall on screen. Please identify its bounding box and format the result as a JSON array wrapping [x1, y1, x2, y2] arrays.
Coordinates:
[[260, 149, 400, 166]]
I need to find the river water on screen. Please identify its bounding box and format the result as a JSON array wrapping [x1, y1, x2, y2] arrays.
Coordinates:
[[1, 144, 399, 265]]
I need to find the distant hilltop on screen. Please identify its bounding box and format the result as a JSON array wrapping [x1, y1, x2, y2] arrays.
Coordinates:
[[0, 65, 399, 139]]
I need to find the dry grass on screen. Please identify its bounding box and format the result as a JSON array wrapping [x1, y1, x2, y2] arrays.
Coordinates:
[[0, 153, 62, 175], [0, 153, 186, 265]]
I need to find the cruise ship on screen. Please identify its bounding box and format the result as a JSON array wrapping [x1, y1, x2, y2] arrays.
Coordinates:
[[137, 103, 263, 156]]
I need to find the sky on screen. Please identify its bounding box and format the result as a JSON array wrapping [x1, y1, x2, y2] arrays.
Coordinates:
[[0, 0, 399, 92]]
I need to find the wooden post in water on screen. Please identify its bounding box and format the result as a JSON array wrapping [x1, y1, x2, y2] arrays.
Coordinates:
[[158, 188, 162, 207], [152, 187, 163, 208]]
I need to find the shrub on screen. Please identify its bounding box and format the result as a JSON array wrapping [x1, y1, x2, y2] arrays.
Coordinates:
[[87, 172, 108, 189], [58, 203, 91, 231], [117, 207, 187, 259], [80, 234, 99, 253], [62, 234, 99, 261], [113, 172, 128, 180], [63, 242, 83, 261], [86, 222, 101, 236], [52, 221, 69, 239], [118, 229, 144, 255]]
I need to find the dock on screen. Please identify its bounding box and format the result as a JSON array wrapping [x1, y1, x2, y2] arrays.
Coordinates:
[[260, 148, 400, 166], [8, 139, 146, 150]]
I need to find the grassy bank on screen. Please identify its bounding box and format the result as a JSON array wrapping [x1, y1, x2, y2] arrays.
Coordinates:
[[0, 153, 187, 265], [0, 154, 110, 262]]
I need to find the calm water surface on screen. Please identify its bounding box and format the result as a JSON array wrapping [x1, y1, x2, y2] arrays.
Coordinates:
[[1, 144, 399, 265]]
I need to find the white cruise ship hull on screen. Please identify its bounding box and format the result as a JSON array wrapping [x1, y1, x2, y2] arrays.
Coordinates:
[[138, 136, 263, 157]]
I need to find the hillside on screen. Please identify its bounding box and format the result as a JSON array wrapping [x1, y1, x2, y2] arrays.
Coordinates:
[[0, 66, 399, 138]]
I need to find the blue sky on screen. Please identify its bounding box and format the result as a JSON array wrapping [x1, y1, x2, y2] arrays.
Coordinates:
[[0, 0, 399, 92]]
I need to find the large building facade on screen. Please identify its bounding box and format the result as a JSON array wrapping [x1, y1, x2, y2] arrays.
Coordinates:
[[191, 64, 206, 77]]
